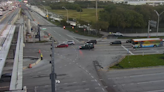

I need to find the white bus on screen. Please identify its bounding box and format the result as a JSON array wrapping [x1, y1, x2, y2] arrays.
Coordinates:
[[132, 38, 163, 48]]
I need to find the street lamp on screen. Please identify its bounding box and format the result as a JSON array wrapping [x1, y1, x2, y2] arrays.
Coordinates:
[[96, 0, 98, 21], [154, 10, 164, 37], [62, 6, 68, 22], [41, 4, 48, 19]]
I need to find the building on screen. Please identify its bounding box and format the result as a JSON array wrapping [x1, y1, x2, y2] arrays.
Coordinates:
[[126, 0, 164, 6]]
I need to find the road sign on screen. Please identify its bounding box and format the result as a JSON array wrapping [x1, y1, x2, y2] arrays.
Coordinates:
[[46, 15, 48, 18], [41, 28, 46, 30], [149, 20, 157, 28]]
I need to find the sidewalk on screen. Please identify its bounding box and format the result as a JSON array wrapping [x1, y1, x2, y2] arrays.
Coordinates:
[[23, 42, 51, 69]]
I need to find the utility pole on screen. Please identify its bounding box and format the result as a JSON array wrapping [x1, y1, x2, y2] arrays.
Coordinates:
[[147, 20, 150, 38], [50, 38, 56, 92], [62, 6, 68, 21]]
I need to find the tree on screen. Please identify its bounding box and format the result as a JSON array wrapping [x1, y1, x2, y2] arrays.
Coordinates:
[[92, 21, 109, 31]]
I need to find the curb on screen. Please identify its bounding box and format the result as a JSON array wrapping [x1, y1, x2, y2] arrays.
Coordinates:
[[108, 56, 126, 69], [23, 58, 41, 70]]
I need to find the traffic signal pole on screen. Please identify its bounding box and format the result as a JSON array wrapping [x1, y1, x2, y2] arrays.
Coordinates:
[[50, 38, 56, 92], [38, 25, 41, 41], [37, 24, 57, 42]]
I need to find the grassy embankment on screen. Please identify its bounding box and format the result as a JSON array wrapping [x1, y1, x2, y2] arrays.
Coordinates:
[[110, 54, 164, 69], [45, 6, 103, 23]]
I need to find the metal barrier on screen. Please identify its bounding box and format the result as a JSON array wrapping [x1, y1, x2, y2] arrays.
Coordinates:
[[10, 25, 23, 90], [0, 25, 16, 78]]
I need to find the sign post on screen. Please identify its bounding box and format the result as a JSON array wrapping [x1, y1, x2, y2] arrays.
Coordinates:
[[148, 20, 157, 38]]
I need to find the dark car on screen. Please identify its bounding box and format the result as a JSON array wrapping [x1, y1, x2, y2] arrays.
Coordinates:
[[126, 39, 132, 43], [1, 73, 12, 78], [79, 43, 94, 49], [110, 41, 122, 45], [56, 43, 68, 48], [86, 40, 97, 44]]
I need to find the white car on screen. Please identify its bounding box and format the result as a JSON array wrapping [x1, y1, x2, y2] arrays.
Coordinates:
[[67, 40, 75, 45], [113, 32, 123, 36]]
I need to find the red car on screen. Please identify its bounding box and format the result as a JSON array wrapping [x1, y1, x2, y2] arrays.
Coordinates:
[[56, 43, 68, 48]]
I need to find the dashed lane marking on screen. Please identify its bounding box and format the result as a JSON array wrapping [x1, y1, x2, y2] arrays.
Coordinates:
[[121, 45, 134, 55]]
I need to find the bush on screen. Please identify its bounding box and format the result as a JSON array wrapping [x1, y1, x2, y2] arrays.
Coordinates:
[[76, 8, 83, 12]]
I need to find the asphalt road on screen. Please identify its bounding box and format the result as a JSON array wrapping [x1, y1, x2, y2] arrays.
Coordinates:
[[23, 4, 164, 92], [23, 5, 107, 92], [106, 67, 164, 92]]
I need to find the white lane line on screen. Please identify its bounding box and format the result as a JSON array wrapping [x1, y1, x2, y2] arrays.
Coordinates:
[[146, 89, 164, 92], [108, 72, 164, 80], [91, 75, 94, 78], [85, 88, 89, 90], [121, 45, 134, 55], [73, 82, 77, 84], [67, 34, 80, 43], [102, 88, 105, 92], [98, 83, 101, 86], [82, 81, 86, 82], [58, 34, 62, 36]]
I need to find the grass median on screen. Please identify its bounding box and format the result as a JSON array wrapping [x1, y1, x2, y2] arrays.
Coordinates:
[[110, 54, 164, 69]]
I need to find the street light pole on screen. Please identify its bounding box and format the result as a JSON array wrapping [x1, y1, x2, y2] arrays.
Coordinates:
[[96, 0, 98, 21], [62, 6, 68, 21], [154, 10, 164, 37]]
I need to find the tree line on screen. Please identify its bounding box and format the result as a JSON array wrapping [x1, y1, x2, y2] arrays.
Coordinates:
[[41, 1, 164, 32], [96, 4, 164, 31]]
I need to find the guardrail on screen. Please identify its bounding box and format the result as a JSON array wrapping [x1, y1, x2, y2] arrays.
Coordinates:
[[0, 9, 16, 36], [10, 25, 23, 90], [0, 25, 16, 78]]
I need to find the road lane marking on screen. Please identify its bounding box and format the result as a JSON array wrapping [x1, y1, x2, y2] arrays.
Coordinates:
[[91, 75, 94, 78], [73, 82, 77, 83], [121, 45, 134, 55], [108, 72, 164, 79], [85, 88, 89, 90], [146, 89, 164, 92], [67, 34, 80, 43], [102, 88, 105, 92], [76, 90, 80, 91]]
